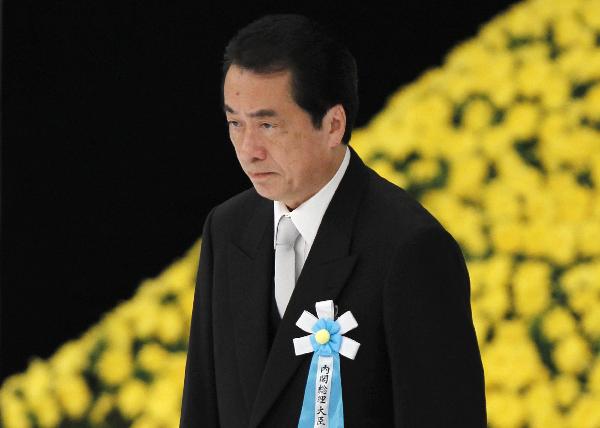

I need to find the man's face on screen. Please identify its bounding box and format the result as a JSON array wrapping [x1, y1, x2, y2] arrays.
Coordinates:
[[223, 64, 344, 209]]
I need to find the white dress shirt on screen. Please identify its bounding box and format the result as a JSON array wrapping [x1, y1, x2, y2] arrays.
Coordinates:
[[273, 145, 350, 283]]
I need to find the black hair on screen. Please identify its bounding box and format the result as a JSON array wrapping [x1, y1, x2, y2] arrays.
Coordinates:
[[222, 14, 358, 144]]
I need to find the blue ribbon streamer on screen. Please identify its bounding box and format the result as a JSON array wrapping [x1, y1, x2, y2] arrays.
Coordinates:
[[297, 319, 345, 428]]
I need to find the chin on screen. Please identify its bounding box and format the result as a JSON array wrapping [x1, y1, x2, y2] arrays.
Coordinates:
[[253, 185, 278, 201]]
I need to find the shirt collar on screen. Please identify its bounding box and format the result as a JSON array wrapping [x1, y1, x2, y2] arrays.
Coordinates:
[[274, 145, 350, 250]]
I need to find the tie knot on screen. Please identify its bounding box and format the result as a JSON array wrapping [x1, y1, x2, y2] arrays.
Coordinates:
[[276, 216, 300, 247]]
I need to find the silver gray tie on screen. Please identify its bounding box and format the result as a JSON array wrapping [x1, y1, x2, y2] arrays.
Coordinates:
[[274, 215, 300, 317]]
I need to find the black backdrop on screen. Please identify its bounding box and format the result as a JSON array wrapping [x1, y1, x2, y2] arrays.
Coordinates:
[[1, 0, 517, 380]]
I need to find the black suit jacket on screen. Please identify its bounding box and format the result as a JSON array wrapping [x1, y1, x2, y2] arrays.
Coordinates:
[[180, 146, 486, 427]]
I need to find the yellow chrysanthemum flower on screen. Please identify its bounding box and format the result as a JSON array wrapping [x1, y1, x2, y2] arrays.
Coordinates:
[[156, 306, 185, 344], [486, 389, 527, 428], [542, 306, 577, 342], [144, 378, 181, 424], [567, 393, 600, 428], [137, 342, 169, 373], [49, 340, 89, 376], [117, 378, 148, 419], [553, 374, 580, 407], [524, 379, 565, 428], [97, 348, 133, 386], [89, 393, 114, 425], [30, 394, 61, 428], [588, 358, 600, 394], [406, 157, 440, 183], [131, 415, 160, 428], [0, 393, 31, 428], [54, 374, 91, 419], [576, 221, 600, 257], [483, 320, 548, 391], [513, 260, 552, 318], [553, 333, 592, 375], [20, 359, 51, 406], [582, 307, 600, 339]]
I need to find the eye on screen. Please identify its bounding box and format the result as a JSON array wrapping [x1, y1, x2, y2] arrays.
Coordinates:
[[260, 123, 274, 129], [227, 120, 240, 128]]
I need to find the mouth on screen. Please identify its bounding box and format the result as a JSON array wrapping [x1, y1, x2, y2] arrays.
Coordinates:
[[249, 172, 274, 179]]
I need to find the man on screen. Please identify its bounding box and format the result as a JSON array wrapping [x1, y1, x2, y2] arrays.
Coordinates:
[[180, 14, 486, 428]]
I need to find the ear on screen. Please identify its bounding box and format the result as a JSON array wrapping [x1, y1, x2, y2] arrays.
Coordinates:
[[324, 104, 346, 147]]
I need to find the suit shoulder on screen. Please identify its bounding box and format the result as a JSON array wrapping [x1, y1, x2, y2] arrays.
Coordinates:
[[203, 186, 266, 240], [212, 186, 258, 217], [361, 170, 468, 281], [363, 168, 445, 234]]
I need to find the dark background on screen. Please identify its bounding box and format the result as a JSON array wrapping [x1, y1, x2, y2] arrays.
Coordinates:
[[1, 0, 517, 380]]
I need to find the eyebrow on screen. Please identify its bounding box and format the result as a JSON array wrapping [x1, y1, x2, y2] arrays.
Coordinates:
[[224, 104, 278, 118]]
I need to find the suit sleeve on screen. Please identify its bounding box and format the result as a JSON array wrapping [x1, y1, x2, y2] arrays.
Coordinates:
[[180, 207, 220, 427], [382, 226, 487, 427]]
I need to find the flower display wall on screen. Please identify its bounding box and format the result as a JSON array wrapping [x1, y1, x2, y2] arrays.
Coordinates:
[[2, 0, 600, 426], [1, 240, 200, 428], [350, 0, 600, 425]]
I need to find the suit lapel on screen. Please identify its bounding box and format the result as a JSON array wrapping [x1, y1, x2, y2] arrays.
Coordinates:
[[248, 146, 370, 428], [228, 196, 273, 413]]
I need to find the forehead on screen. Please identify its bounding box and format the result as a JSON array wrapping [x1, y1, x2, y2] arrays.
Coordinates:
[[223, 65, 295, 112]]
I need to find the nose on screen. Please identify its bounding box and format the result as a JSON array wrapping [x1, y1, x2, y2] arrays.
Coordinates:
[[237, 126, 267, 161]]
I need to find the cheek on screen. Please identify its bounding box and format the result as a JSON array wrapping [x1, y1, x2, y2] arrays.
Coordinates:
[[272, 131, 314, 178]]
